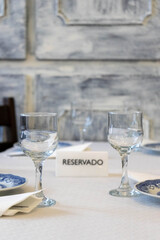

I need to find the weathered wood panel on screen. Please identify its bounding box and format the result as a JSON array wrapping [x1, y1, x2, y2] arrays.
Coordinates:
[[35, 74, 160, 141], [36, 0, 160, 60], [0, 0, 26, 59]]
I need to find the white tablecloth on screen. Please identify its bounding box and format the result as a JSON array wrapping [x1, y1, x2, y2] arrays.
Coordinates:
[[0, 142, 160, 240]]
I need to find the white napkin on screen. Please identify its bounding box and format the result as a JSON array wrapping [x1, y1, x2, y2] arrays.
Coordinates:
[[49, 142, 92, 158], [0, 191, 42, 217], [141, 138, 159, 146], [8, 151, 25, 157], [128, 171, 160, 182]]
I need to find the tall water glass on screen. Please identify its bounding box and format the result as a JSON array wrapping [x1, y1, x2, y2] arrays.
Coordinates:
[[108, 110, 143, 197], [20, 113, 58, 207], [71, 101, 92, 143]]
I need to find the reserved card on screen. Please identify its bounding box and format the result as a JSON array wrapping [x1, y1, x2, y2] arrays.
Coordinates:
[[55, 150, 108, 177]]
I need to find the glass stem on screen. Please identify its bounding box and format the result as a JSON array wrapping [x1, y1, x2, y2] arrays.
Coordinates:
[[33, 160, 45, 199], [79, 127, 84, 143], [119, 153, 130, 190]]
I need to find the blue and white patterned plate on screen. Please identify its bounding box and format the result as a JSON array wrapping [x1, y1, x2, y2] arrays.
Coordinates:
[[0, 173, 26, 191], [135, 179, 160, 198], [141, 143, 160, 155], [58, 142, 72, 148]]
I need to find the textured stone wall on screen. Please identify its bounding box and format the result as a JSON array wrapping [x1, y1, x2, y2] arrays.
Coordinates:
[[0, 0, 160, 141]]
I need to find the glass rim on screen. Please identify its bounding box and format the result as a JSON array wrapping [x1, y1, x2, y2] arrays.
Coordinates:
[[20, 112, 57, 117], [108, 110, 142, 115]]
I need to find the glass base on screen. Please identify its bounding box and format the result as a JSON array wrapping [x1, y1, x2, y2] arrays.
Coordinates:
[[109, 187, 140, 197], [38, 197, 56, 207]]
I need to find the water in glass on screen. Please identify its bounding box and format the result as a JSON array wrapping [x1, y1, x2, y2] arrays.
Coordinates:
[[107, 110, 143, 197]]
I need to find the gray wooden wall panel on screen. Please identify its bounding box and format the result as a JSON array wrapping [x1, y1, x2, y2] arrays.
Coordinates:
[[0, 75, 26, 128], [36, 0, 160, 60], [0, 1, 159, 144], [35, 74, 160, 141], [0, 0, 26, 59]]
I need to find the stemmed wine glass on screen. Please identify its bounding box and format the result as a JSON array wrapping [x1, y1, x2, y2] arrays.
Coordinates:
[[71, 101, 92, 143], [107, 110, 143, 197], [20, 112, 58, 207]]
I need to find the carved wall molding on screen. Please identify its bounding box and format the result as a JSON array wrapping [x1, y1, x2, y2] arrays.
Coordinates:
[[56, 0, 152, 25]]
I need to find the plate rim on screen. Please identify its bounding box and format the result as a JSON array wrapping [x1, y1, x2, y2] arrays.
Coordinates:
[[141, 142, 160, 154], [0, 173, 27, 192], [135, 179, 160, 199], [58, 141, 72, 147]]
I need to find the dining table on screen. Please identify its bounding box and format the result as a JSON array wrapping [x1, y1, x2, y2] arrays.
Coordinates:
[[0, 141, 160, 240]]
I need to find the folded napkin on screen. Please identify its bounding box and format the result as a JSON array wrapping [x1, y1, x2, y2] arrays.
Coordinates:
[[0, 191, 42, 217], [141, 138, 159, 146], [128, 171, 160, 182], [48, 142, 92, 158], [54, 142, 92, 154], [8, 151, 25, 157]]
